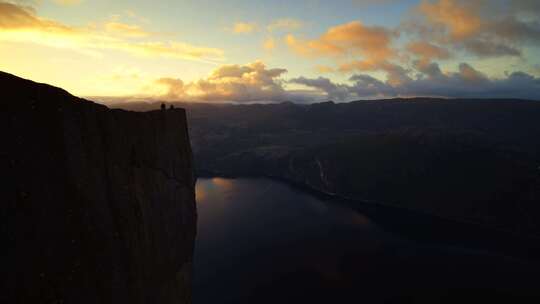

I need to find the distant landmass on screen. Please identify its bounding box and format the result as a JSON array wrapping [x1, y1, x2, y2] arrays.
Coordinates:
[[2, 71, 196, 304], [113, 99, 540, 236]]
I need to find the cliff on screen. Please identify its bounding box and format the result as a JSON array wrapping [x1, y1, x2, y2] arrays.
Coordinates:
[[174, 101, 540, 236], [2, 72, 197, 303]]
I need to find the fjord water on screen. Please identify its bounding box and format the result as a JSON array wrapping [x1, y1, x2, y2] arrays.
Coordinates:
[[193, 178, 540, 303]]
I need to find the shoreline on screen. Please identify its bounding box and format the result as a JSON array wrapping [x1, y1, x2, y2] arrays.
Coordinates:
[[196, 170, 540, 260]]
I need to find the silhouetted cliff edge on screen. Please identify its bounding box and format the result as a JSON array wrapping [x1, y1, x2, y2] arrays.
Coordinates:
[[2, 71, 196, 304]]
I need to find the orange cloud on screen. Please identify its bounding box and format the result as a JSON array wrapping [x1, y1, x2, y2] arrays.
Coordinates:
[[286, 21, 404, 86], [406, 41, 451, 61], [409, 0, 539, 58], [418, 0, 483, 40], [286, 21, 396, 62]]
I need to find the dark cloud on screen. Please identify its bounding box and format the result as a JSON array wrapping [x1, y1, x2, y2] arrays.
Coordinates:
[[289, 76, 350, 101], [404, 0, 540, 59], [462, 39, 522, 57], [291, 62, 540, 101]]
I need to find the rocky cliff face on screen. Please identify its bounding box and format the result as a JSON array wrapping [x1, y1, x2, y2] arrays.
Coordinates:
[[2, 71, 197, 304], [173, 101, 540, 236]]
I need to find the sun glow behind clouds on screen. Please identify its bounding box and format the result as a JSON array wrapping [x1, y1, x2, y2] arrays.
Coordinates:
[[0, 2, 225, 62], [0, 0, 539, 100]]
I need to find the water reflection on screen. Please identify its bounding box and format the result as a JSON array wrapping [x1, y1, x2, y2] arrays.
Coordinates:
[[209, 177, 234, 188], [195, 177, 235, 202], [193, 177, 540, 304]]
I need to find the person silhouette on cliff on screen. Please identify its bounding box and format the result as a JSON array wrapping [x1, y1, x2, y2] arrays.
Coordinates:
[[161, 103, 166, 110]]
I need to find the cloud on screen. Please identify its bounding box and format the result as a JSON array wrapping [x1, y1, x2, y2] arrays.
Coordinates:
[[114, 41, 224, 62], [290, 62, 540, 100], [418, 0, 482, 40], [104, 21, 149, 38], [154, 61, 291, 102], [289, 76, 350, 101], [286, 20, 403, 84], [285, 0, 538, 86], [406, 41, 451, 62], [0, 2, 73, 32], [403, 66, 540, 100], [52, 0, 83, 5], [232, 22, 258, 34], [293, 0, 539, 89], [286, 21, 396, 61], [292, 74, 394, 99], [267, 18, 303, 32], [406, 0, 540, 58], [406, 41, 452, 76], [338, 60, 411, 86], [155, 77, 185, 98], [413, 60, 443, 78], [111, 58, 540, 103], [0, 2, 225, 62]]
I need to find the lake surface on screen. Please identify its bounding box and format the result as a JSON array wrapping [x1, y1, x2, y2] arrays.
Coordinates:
[[193, 177, 540, 304]]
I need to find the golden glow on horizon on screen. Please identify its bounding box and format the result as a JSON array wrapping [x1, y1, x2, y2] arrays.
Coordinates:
[[0, 0, 539, 100]]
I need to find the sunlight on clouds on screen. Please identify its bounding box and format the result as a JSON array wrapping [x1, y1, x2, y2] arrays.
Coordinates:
[[104, 21, 149, 38], [0, 2, 225, 63], [406, 41, 451, 72], [114, 41, 224, 62], [407, 0, 540, 58], [284, 0, 540, 99], [1, 0, 539, 101], [53, 0, 83, 6], [286, 20, 399, 85], [286, 21, 396, 61], [419, 0, 482, 40], [154, 61, 290, 102], [406, 41, 451, 62], [232, 22, 258, 34]]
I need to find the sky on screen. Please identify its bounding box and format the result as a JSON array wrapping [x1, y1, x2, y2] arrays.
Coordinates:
[[1, 0, 540, 102]]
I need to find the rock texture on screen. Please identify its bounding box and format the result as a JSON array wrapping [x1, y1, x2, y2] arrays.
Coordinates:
[[2, 71, 197, 304]]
